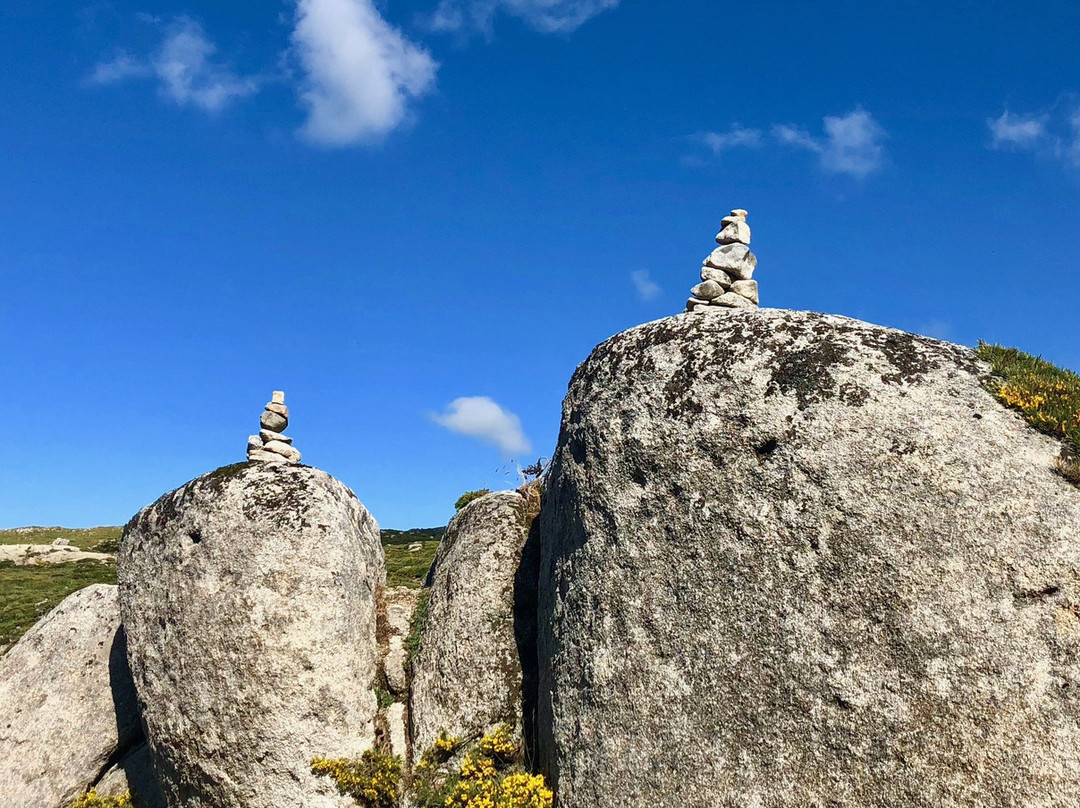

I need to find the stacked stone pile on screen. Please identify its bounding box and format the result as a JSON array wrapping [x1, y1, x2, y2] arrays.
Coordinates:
[[246, 391, 301, 464], [686, 208, 760, 311]]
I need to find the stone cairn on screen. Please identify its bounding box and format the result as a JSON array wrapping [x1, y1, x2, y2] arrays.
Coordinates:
[[246, 391, 302, 464], [686, 208, 759, 312]]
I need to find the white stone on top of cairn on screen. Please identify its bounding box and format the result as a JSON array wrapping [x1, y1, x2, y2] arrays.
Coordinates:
[[686, 208, 760, 312], [248, 391, 301, 464]]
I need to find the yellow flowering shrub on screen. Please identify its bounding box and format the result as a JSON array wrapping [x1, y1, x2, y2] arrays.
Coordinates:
[[70, 791, 131, 808], [311, 749, 401, 808], [977, 342, 1080, 485], [413, 725, 552, 808]]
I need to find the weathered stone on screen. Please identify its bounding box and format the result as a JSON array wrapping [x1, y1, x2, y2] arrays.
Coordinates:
[[689, 280, 724, 301], [381, 587, 416, 696], [712, 291, 755, 308], [0, 544, 114, 566], [119, 463, 384, 808], [51, 538, 70, 546], [538, 309, 1080, 808], [262, 440, 302, 463], [730, 208, 748, 217], [259, 429, 292, 445], [272, 391, 285, 405], [260, 410, 288, 432], [247, 449, 288, 463], [247, 434, 264, 451], [264, 402, 290, 418], [410, 487, 540, 759], [704, 243, 756, 280], [731, 279, 759, 304], [716, 219, 751, 245], [386, 703, 407, 760], [0, 585, 143, 808], [699, 266, 733, 287], [685, 297, 710, 312]]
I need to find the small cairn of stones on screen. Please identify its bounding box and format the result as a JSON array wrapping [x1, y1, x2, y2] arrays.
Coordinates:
[[246, 391, 302, 464], [686, 209, 759, 312]]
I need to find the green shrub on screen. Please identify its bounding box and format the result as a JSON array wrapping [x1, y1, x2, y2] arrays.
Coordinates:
[[311, 749, 401, 808], [977, 342, 1080, 484], [454, 489, 491, 511]]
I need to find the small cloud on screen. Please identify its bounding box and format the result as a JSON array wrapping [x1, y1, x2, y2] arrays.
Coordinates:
[[986, 102, 1080, 169], [988, 111, 1047, 148], [291, 0, 438, 145], [773, 108, 886, 178], [86, 52, 151, 85], [427, 0, 618, 35], [771, 123, 822, 153], [155, 18, 259, 111], [631, 269, 661, 302], [701, 125, 762, 154], [821, 108, 886, 178], [87, 17, 259, 113], [432, 396, 531, 455]]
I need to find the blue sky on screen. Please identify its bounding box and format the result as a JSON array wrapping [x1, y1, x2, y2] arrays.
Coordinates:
[[1, 0, 1078, 529]]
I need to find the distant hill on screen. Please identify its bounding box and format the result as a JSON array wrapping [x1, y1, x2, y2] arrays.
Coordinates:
[[380, 527, 445, 546]]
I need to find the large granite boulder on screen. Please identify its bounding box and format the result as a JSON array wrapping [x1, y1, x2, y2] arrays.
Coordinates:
[[0, 585, 145, 808], [410, 488, 540, 758], [537, 308, 1080, 807], [118, 462, 384, 808]]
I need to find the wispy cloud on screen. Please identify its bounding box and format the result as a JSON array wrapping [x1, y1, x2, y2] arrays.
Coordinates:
[[987, 102, 1080, 168], [427, 0, 618, 35], [88, 18, 259, 112], [291, 0, 438, 145], [988, 111, 1047, 148], [701, 124, 762, 154], [631, 269, 660, 301], [773, 108, 886, 178], [431, 396, 531, 455]]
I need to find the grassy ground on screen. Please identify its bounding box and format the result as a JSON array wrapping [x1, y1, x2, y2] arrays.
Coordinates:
[[977, 342, 1080, 484], [385, 541, 441, 588], [0, 560, 118, 650], [0, 526, 123, 552]]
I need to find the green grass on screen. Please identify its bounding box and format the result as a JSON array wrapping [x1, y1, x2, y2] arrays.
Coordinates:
[[977, 342, 1080, 484], [0, 526, 123, 553], [0, 560, 118, 650], [384, 541, 440, 588]]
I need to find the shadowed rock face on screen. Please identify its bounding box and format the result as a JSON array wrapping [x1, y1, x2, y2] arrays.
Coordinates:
[[410, 489, 540, 759], [118, 463, 384, 808], [537, 308, 1080, 808], [0, 585, 144, 808]]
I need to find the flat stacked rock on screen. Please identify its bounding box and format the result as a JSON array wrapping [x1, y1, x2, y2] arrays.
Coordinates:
[[246, 391, 302, 464], [686, 208, 760, 311]]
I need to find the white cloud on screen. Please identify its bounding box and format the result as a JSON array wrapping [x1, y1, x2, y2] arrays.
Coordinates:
[[820, 108, 886, 178], [631, 269, 660, 301], [988, 111, 1047, 148], [986, 103, 1080, 169], [155, 19, 259, 111], [428, 0, 618, 34], [432, 396, 531, 455], [771, 123, 822, 153], [291, 0, 438, 145], [87, 52, 151, 85], [87, 18, 259, 112], [772, 108, 886, 178], [702, 125, 762, 154]]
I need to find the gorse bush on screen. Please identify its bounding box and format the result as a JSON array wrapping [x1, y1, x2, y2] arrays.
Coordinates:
[[311, 749, 401, 808], [454, 490, 491, 511], [977, 342, 1080, 484], [411, 725, 553, 808], [70, 790, 131, 808]]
